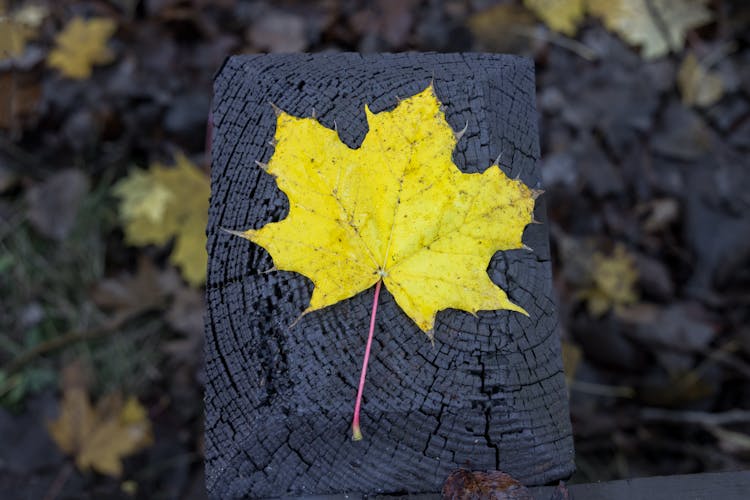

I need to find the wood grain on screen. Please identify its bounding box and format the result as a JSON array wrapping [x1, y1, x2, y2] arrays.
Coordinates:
[[205, 53, 573, 498]]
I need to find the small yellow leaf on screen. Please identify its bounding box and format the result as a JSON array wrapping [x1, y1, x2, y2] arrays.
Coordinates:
[[48, 17, 116, 79], [678, 52, 724, 107], [236, 85, 536, 333], [0, 3, 46, 60], [588, 0, 712, 60], [115, 170, 174, 224], [578, 244, 639, 317], [523, 0, 586, 36], [113, 153, 209, 286], [47, 388, 153, 477]]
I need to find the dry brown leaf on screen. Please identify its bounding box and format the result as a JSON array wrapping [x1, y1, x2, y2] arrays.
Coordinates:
[[523, 0, 586, 36], [443, 469, 534, 499], [48, 17, 117, 79], [588, 0, 712, 60], [0, 70, 42, 130], [562, 340, 583, 387], [468, 4, 538, 53], [25, 168, 89, 240], [47, 388, 153, 477], [91, 255, 182, 316], [561, 341, 582, 385], [163, 287, 205, 364], [678, 52, 724, 107]]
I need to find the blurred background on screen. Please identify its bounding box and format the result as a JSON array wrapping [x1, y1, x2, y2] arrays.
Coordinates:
[[1, 0, 750, 498]]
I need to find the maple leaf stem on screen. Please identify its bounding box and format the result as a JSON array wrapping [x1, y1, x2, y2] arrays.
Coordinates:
[[352, 278, 382, 441]]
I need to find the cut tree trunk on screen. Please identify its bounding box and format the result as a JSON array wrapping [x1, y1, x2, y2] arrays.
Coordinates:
[[205, 53, 574, 498]]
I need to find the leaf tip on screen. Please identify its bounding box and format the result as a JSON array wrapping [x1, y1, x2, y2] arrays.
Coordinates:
[[221, 227, 250, 240], [269, 101, 283, 117], [515, 304, 530, 317], [254, 160, 269, 171]]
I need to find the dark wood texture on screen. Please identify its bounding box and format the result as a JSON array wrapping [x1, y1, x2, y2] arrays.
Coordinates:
[[206, 53, 573, 498]]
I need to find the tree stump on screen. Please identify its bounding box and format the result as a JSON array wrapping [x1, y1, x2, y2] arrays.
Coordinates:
[[205, 53, 574, 498]]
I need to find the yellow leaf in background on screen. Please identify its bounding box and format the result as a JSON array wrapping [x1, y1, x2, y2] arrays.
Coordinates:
[[48, 17, 116, 79], [579, 244, 639, 317], [678, 52, 724, 108], [0, 3, 47, 60], [523, 0, 586, 36], [588, 0, 712, 60], [115, 170, 174, 224], [47, 388, 153, 477], [468, 3, 538, 53], [114, 153, 209, 287], [234, 85, 536, 333]]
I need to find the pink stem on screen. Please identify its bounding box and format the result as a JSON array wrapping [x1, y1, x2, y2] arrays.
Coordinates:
[[352, 279, 382, 441]]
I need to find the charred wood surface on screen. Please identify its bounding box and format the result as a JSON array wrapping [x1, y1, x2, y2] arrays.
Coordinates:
[[206, 53, 573, 498]]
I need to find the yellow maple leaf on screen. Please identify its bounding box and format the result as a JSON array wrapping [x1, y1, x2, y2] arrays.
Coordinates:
[[588, 0, 712, 60], [678, 52, 724, 107], [523, 0, 586, 36], [47, 388, 153, 477], [47, 17, 116, 79], [234, 85, 536, 333], [578, 244, 639, 317], [113, 153, 209, 287]]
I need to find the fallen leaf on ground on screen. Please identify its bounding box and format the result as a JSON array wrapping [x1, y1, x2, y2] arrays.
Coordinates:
[[637, 198, 680, 233], [233, 84, 536, 333], [523, 0, 585, 36], [578, 244, 639, 317], [113, 153, 209, 287], [375, 0, 419, 47], [25, 168, 89, 240], [91, 256, 182, 316], [246, 10, 308, 53], [678, 52, 724, 107], [468, 3, 538, 54], [48, 17, 117, 79], [588, 0, 712, 60], [651, 101, 712, 160], [47, 388, 153, 477], [0, 70, 42, 130], [163, 287, 205, 364], [0, 3, 46, 60], [442, 469, 533, 500], [561, 340, 582, 385]]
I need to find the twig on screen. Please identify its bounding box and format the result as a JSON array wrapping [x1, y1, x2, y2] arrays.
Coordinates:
[[509, 26, 598, 61], [570, 380, 635, 398], [641, 408, 750, 426], [2, 309, 141, 375]]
